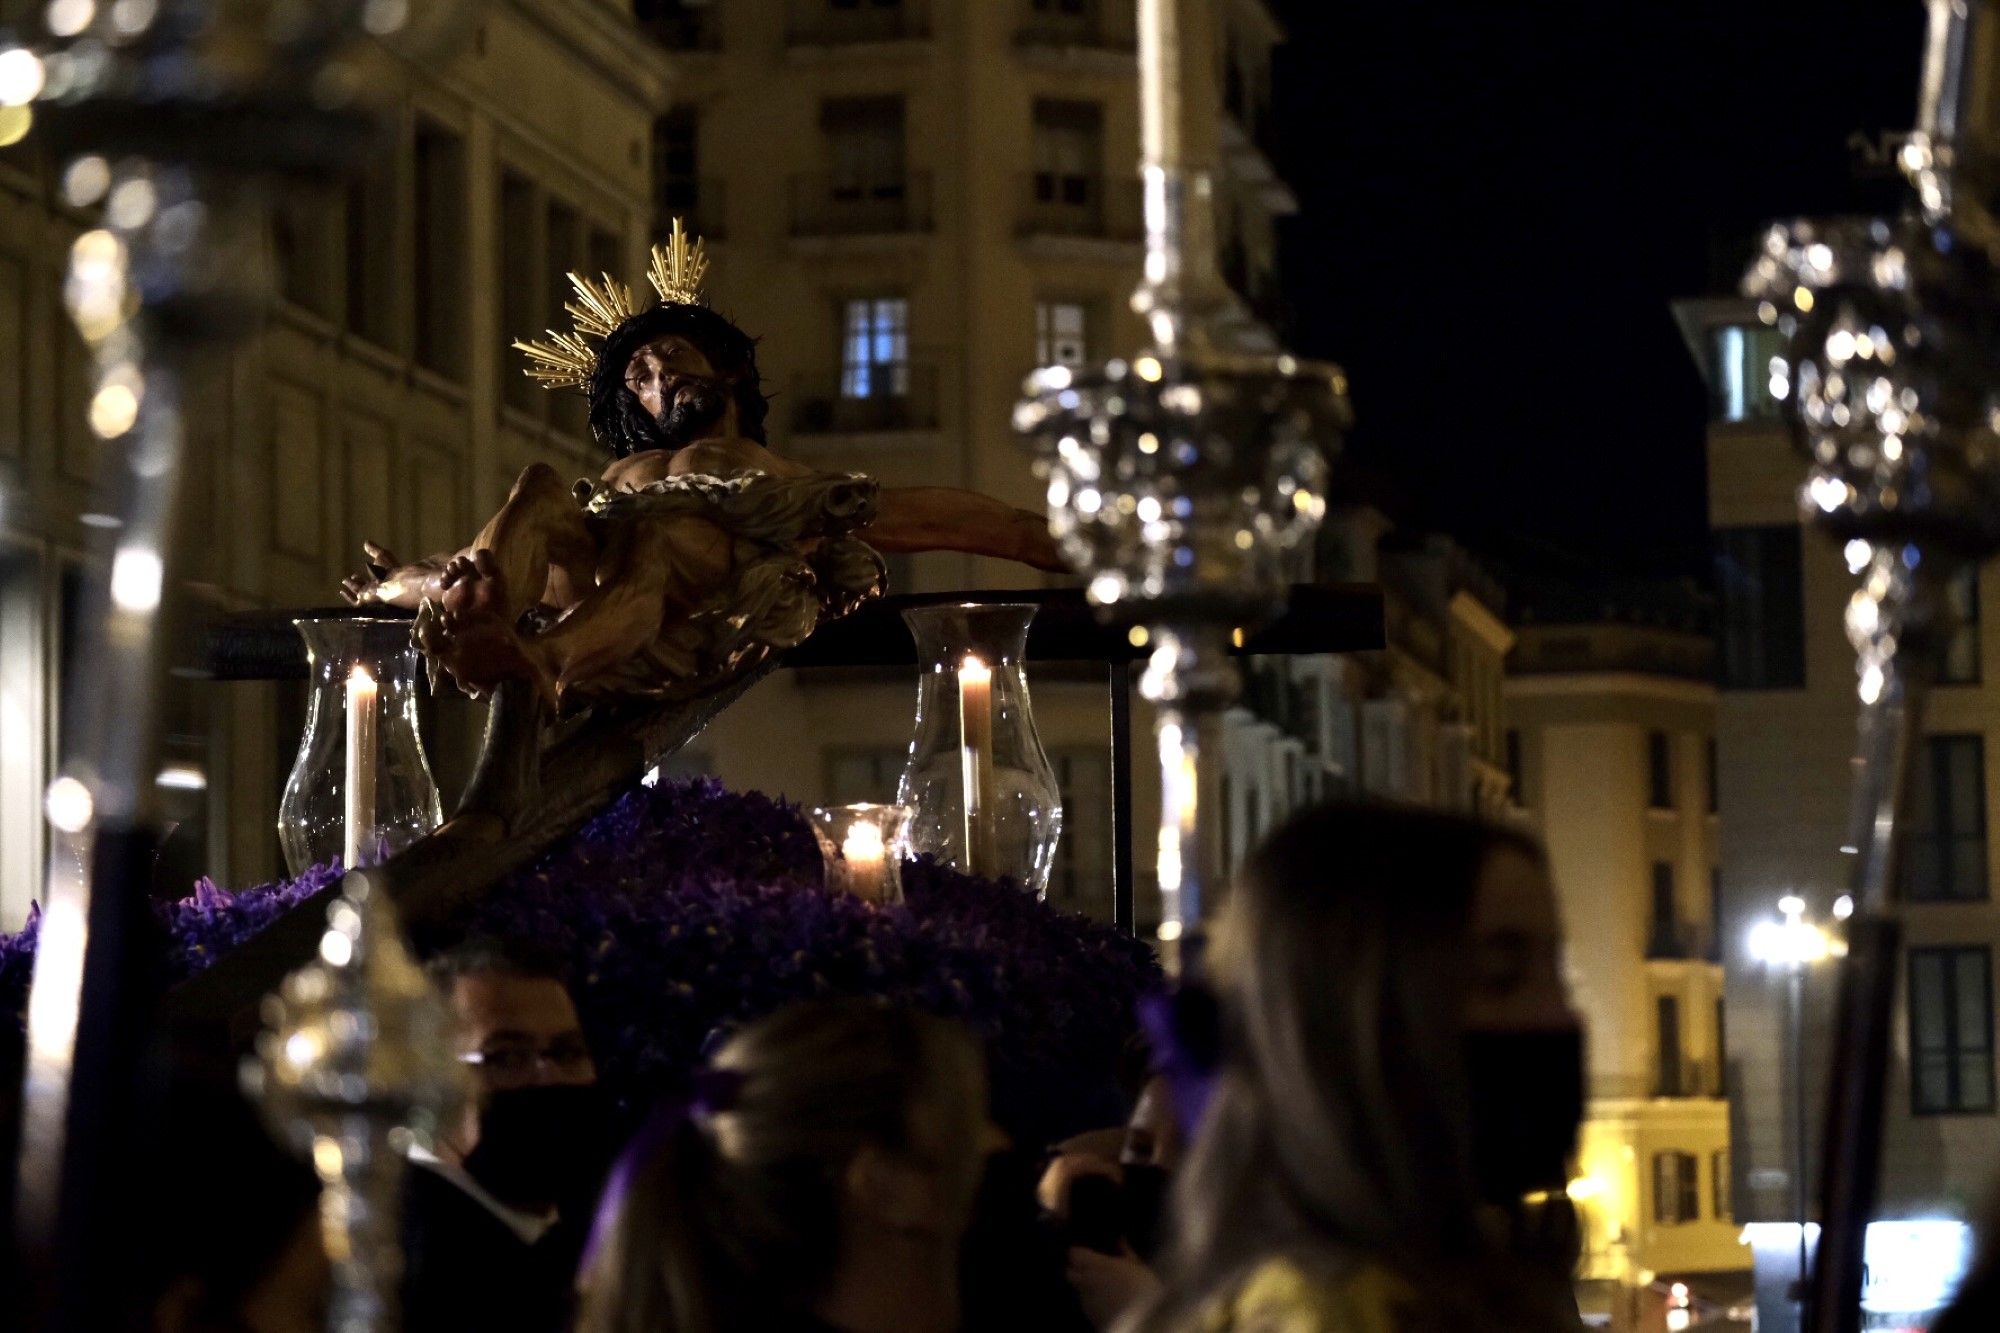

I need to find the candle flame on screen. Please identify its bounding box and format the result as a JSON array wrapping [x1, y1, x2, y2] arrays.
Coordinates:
[[843, 820, 887, 862], [348, 665, 376, 692], [958, 654, 992, 686]]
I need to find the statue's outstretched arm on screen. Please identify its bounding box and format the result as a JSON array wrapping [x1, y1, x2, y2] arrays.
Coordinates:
[[869, 487, 1066, 572], [341, 542, 453, 609]]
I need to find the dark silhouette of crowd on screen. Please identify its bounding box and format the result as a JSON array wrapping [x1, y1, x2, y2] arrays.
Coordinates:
[[44, 798, 1999, 1331]]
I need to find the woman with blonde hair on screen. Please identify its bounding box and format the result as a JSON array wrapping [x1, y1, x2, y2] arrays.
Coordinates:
[[1131, 802, 1586, 1332], [575, 999, 998, 1333]]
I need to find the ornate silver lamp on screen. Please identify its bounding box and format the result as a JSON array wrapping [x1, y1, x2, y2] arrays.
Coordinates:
[[1014, 0, 1349, 954], [243, 872, 466, 1333], [6, 3, 478, 1324], [1740, 3, 2000, 1328]]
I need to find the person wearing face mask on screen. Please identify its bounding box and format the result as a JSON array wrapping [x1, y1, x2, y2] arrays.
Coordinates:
[[1127, 801, 1587, 1333], [402, 935, 613, 1333], [575, 998, 1006, 1333]]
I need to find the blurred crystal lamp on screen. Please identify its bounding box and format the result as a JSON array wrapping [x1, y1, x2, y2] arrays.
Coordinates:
[[896, 603, 1063, 897], [808, 802, 914, 905], [279, 617, 442, 875]]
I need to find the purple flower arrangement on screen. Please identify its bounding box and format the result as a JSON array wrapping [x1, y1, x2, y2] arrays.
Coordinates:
[[0, 779, 1159, 1145]]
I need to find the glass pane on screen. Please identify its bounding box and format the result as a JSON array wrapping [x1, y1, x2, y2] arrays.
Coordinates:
[[1916, 1055, 1952, 1112], [1955, 952, 1992, 1053], [1912, 953, 1948, 1052], [1957, 1055, 1994, 1110], [1950, 840, 1987, 899]]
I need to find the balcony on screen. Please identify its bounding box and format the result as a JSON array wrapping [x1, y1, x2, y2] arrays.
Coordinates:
[[635, 3, 722, 51], [786, 0, 930, 46], [1222, 65, 1281, 165], [789, 172, 933, 239], [1015, 1, 1136, 53], [1220, 239, 1290, 334], [655, 178, 727, 242], [1655, 1058, 1722, 1100], [1016, 173, 1143, 243], [1646, 919, 1710, 962], [792, 362, 940, 435]]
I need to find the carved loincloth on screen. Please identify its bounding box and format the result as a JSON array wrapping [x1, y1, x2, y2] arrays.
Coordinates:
[[563, 470, 887, 706]]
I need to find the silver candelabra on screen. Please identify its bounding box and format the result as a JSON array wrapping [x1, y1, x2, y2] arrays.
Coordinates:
[[1014, 0, 1349, 956]]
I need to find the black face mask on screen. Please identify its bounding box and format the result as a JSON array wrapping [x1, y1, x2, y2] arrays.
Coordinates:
[[1463, 1029, 1585, 1206], [462, 1083, 613, 1211], [1117, 1163, 1171, 1263]]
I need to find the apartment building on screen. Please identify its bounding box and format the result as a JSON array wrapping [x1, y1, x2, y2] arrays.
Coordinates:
[[643, 0, 1307, 923], [1677, 290, 1990, 1331], [0, 2, 674, 925], [1504, 590, 1750, 1327]]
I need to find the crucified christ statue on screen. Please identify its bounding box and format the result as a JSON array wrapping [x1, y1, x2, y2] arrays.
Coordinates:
[[340, 279, 1060, 712]]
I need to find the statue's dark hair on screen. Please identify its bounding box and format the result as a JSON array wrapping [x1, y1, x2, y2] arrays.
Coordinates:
[[587, 303, 769, 456]]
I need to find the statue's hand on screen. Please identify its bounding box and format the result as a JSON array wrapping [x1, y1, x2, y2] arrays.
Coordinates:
[[341, 542, 441, 608]]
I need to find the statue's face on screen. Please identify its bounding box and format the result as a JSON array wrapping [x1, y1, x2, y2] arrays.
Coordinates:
[[623, 334, 736, 443]]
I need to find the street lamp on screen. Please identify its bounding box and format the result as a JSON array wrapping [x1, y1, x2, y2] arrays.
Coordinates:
[[1748, 896, 1844, 1324]]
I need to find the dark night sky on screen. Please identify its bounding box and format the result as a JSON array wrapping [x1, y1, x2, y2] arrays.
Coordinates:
[[1268, 1, 1926, 579]]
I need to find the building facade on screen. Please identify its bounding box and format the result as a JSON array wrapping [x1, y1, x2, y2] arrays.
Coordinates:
[[1505, 601, 1749, 1325], [0, 2, 674, 927], [643, 0, 1309, 925], [1678, 292, 1992, 1329]]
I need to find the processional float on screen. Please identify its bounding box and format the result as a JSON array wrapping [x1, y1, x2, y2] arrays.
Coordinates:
[[1745, 2, 2000, 1329], [8, 0, 1347, 1328]]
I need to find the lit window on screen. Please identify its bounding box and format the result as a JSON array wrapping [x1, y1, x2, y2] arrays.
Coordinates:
[[841, 298, 909, 399], [1036, 300, 1088, 369], [1711, 323, 1787, 423]]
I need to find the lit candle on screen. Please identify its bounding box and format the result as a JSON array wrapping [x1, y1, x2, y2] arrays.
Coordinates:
[[957, 654, 998, 875], [344, 665, 377, 870], [841, 819, 889, 903]]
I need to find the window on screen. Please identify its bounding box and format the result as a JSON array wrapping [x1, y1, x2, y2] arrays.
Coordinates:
[[826, 748, 905, 804], [652, 107, 703, 230], [1711, 868, 1724, 959], [1049, 748, 1111, 918], [344, 154, 398, 347], [1706, 736, 1719, 813], [273, 183, 336, 317], [824, 97, 905, 201], [1942, 564, 1982, 686], [1712, 1149, 1732, 1221], [1032, 100, 1104, 215], [498, 172, 540, 415], [1035, 300, 1088, 370], [1650, 863, 1678, 955], [1505, 729, 1524, 807], [546, 199, 587, 434], [1648, 730, 1673, 809], [1910, 946, 1995, 1114], [841, 298, 909, 399], [413, 118, 467, 378], [1652, 1151, 1699, 1224], [1715, 526, 1806, 690], [1656, 995, 1683, 1096], [1709, 324, 1787, 422], [1715, 995, 1727, 1093], [1903, 735, 1988, 902]]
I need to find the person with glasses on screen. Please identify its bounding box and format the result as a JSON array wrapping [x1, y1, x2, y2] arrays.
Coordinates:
[[402, 935, 614, 1333]]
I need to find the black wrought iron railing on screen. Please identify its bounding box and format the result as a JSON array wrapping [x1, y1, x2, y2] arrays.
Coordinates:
[[788, 171, 934, 237], [1017, 172, 1143, 242], [1015, 0, 1136, 51], [786, 0, 930, 46], [1647, 919, 1707, 961], [636, 3, 723, 51], [791, 361, 941, 433]]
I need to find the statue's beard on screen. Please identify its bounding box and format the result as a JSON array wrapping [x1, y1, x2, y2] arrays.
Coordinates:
[[650, 379, 729, 451]]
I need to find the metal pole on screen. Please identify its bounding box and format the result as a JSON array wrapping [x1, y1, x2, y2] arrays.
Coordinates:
[[1109, 660, 1135, 935], [1791, 962, 1808, 1310]]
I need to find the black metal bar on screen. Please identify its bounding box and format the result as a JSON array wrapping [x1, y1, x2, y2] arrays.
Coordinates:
[[1109, 660, 1135, 936], [192, 585, 1387, 680]]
